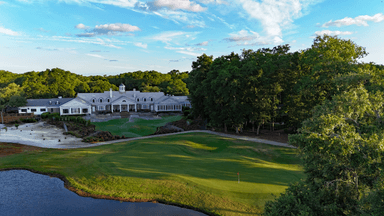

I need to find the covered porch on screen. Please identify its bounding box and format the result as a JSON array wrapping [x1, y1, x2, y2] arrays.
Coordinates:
[[111, 104, 137, 112]]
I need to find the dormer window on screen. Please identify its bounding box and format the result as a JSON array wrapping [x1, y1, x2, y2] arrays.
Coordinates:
[[122, 100, 126, 102], [144, 98, 146, 102], [150, 98, 153, 102], [137, 98, 140, 102], [92, 98, 95, 103], [99, 98, 103, 103], [107, 99, 110, 102]]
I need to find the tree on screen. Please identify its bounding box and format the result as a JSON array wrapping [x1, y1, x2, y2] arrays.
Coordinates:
[[0, 95, 27, 124], [285, 35, 368, 132], [264, 85, 384, 215], [186, 54, 213, 120]]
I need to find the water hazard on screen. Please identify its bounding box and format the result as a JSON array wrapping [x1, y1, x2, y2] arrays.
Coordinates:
[[0, 170, 207, 216]]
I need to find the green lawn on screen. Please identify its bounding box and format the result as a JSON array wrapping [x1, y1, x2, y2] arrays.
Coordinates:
[[0, 133, 305, 216], [92, 115, 183, 137]]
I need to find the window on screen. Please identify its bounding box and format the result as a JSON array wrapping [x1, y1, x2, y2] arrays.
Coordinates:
[[137, 98, 140, 102], [40, 108, 46, 112], [82, 108, 88, 113], [21, 109, 27, 112], [51, 108, 54, 112], [107, 99, 110, 102], [122, 100, 126, 102], [31, 109, 37, 112], [151, 98, 153, 101], [144, 98, 146, 102], [142, 105, 147, 109], [71, 108, 80, 114], [99, 98, 103, 103], [166, 105, 173, 110], [158, 105, 165, 111], [92, 99, 95, 103], [63, 109, 69, 114], [98, 106, 105, 111], [175, 105, 181, 110]]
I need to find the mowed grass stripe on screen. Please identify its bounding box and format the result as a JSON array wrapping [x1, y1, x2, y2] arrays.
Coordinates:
[[92, 115, 183, 137], [0, 132, 305, 216]]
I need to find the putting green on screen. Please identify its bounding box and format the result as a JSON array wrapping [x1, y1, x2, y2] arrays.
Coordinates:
[[92, 115, 183, 137], [0, 132, 305, 216]]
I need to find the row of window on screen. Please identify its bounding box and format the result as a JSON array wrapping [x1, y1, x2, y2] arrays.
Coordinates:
[[157, 105, 182, 111], [91, 98, 154, 103], [20, 108, 46, 113], [62, 108, 88, 114]]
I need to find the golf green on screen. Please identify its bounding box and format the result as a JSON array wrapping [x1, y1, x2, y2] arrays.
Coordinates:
[[0, 132, 304, 216], [92, 115, 183, 137]]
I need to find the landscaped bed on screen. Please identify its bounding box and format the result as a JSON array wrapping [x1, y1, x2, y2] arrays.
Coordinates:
[[0, 133, 304, 216]]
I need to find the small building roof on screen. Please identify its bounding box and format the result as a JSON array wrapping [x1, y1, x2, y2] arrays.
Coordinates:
[[23, 98, 74, 107]]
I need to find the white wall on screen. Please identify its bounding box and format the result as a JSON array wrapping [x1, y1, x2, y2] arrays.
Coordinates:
[[18, 106, 48, 115]]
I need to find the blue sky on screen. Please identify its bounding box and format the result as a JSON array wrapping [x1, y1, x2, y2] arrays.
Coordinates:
[[0, 0, 383, 76]]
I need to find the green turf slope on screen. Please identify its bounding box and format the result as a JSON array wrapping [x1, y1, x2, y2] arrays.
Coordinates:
[[91, 115, 182, 137], [0, 133, 305, 216]]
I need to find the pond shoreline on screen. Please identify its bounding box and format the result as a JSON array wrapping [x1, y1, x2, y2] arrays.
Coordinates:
[[0, 167, 217, 216]]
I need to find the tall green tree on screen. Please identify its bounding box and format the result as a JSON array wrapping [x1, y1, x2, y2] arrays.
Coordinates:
[[186, 54, 213, 120], [285, 35, 368, 131], [264, 85, 384, 215]]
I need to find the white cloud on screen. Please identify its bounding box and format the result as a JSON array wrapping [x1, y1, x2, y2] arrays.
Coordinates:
[[176, 50, 202, 56], [86, 53, 104, 58], [134, 42, 148, 48], [148, 0, 207, 12], [224, 29, 283, 46], [75, 23, 90, 29], [197, 0, 228, 4], [238, 0, 321, 38], [76, 23, 141, 37], [322, 13, 384, 27], [314, 30, 354, 36], [151, 31, 187, 43], [165, 46, 206, 51], [224, 30, 259, 42], [0, 26, 19, 36], [0, 1, 6, 5], [195, 41, 208, 46], [95, 23, 140, 32], [210, 14, 235, 29]]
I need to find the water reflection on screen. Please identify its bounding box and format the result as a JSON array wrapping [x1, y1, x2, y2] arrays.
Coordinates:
[[0, 170, 207, 216]]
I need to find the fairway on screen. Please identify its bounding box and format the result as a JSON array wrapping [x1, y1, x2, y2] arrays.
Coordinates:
[[91, 115, 183, 137], [0, 133, 305, 216]]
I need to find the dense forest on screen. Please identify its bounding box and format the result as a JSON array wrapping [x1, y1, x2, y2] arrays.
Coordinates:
[[186, 35, 384, 215], [0, 69, 189, 100]]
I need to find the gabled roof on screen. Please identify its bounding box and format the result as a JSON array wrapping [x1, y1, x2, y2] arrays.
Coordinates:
[[23, 98, 74, 107]]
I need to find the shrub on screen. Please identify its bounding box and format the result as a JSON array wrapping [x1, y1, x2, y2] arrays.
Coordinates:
[[183, 109, 191, 117], [15, 124, 19, 129], [41, 112, 50, 119]]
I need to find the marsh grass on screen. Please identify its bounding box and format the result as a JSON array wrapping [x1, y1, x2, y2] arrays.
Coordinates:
[[0, 133, 305, 216], [92, 115, 182, 137]]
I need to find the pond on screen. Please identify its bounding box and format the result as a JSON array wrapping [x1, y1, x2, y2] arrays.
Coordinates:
[[0, 170, 208, 216]]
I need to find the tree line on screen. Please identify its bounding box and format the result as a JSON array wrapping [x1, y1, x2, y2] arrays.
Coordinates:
[[0, 69, 190, 112], [186, 35, 384, 215]]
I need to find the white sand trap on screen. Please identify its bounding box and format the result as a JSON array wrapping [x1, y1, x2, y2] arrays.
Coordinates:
[[0, 122, 86, 149]]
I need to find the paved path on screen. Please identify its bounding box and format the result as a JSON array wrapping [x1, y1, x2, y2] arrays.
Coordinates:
[[57, 130, 296, 149]]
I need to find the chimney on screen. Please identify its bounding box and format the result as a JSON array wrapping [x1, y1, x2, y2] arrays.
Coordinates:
[[49, 101, 52, 105], [133, 88, 136, 98], [110, 88, 112, 98], [58, 96, 62, 99]]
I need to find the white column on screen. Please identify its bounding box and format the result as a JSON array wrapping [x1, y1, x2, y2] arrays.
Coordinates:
[[135, 104, 137, 112], [119, 104, 121, 112], [127, 104, 129, 113], [111, 104, 113, 113]]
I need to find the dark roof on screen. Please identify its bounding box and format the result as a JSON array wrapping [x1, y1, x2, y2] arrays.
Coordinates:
[[24, 98, 74, 107]]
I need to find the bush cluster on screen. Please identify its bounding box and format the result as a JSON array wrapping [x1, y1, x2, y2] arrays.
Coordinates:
[[42, 112, 90, 125], [19, 118, 37, 123]]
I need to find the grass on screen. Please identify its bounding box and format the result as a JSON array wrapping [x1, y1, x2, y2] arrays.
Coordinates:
[[91, 115, 183, 137], [0, 133, 305, 216]]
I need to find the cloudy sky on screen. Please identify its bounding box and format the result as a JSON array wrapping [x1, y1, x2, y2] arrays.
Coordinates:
[[1, 0, 383, 76]]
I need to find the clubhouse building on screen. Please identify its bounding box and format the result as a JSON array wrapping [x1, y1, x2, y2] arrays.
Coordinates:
[[18, 84, 191, 116]]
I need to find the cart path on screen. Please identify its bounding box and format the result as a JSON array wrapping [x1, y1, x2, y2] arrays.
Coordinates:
[[58, 130, 296, 149]]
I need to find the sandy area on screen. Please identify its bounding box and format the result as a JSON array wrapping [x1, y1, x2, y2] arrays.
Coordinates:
[[0, 122, 87, 149]]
